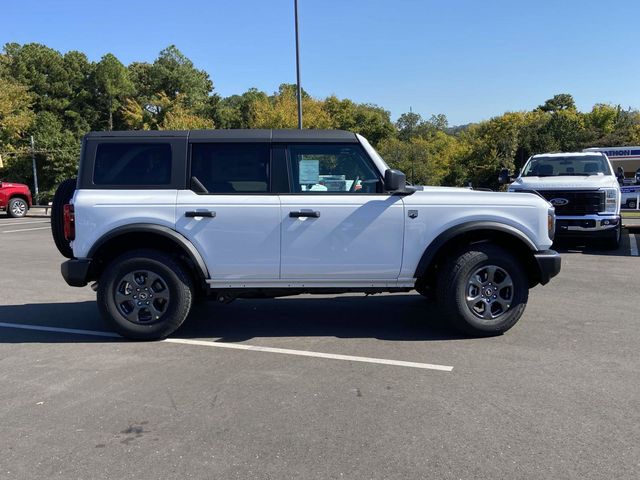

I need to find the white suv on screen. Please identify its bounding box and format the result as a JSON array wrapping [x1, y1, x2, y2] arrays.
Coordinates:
[[52, 129, 560, 340]]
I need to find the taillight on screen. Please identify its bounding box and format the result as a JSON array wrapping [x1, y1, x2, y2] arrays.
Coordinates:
[[63, 204, 75, 241]]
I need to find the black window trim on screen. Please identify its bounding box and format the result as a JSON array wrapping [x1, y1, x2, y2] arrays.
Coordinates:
[[80, 137, 187, 190], [187, 142, 275, 195], [282, 142, 386, 196]]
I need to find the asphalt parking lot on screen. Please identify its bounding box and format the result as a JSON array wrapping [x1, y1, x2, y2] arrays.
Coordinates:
[[0, 216, 639, 480]]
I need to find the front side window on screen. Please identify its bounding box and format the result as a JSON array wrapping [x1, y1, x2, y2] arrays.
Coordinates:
[[93, 143, 172, 186], [288, 144, 381, 193], [190, 143, 270, 194]]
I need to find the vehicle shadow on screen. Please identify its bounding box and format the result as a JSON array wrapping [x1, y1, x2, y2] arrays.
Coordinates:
[[0, 294, 466, 344], [553, 229, 634, 257]]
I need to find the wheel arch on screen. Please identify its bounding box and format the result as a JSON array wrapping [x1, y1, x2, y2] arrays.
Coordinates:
[[88, 224, 210, 288], [414, 221, 542, 288], [9, 193, 31, 207]]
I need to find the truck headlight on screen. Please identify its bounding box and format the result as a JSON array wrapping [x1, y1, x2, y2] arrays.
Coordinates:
[[601, 188, 618, 213], [548, 208, 556, 240]]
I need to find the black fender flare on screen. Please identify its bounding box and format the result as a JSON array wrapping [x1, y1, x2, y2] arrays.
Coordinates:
[[88, 223, 210, 280], [413, 221, 538, 279]]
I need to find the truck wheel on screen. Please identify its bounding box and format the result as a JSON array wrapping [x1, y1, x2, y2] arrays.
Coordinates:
[[97, 249, 194, 340], [436, 244, 528, 337], [7, 198, 28, 218], [51, 179, 76, 258], [600, 224, 621, 250], [628, 200, 637, 209]]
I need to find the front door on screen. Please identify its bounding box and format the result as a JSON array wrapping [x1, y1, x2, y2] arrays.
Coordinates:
[[280, 143, 405, 280], [175, 142, 280, 281]]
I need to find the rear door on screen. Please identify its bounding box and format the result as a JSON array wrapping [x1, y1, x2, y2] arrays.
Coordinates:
[[175, 142, 281, 281], [279, 142, 405, 280]]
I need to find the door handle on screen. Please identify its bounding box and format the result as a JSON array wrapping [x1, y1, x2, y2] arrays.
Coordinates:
[[289, 211, 321, 218], [185, 210, 216, 218]]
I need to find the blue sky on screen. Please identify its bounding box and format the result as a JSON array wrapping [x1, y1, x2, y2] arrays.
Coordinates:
[[2, 0, 639, 125]]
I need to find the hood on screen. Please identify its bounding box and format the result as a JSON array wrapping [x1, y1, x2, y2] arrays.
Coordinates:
[[510, 174, 618, 190], [405, 185, 550, 209], [411, 185, 476, 193]]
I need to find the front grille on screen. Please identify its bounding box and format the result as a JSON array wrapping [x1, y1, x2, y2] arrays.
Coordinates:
[[536, 190, 605, 215]]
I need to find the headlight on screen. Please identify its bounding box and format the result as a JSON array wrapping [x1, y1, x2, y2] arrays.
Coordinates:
[[548, 208, 556, 240], [601, 188, 618, 213]]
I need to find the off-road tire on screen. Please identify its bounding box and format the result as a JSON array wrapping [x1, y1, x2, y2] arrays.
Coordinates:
[[51, 178, 76, 258], [7, 197, 28, 218], [97, 250, 194, 340], [436, 244, 529, 337]]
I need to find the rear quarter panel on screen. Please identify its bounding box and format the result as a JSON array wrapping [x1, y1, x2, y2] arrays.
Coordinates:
[[72, 190, 178, 258]]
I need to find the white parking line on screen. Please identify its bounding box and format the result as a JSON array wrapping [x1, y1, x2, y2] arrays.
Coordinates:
[[630, 233, 638, 256], [0, 322, 119, 337], [0, 322, 453, 372], [0, 220, 50, 227], [2, 226, 51, 233], [163, 338, 454, 371]]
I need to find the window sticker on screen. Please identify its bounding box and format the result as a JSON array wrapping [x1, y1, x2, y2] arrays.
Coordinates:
[[299, 159, 320, 184]]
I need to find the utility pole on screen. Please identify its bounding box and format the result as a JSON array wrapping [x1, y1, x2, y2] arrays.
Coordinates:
[[30, 135, 39, 202], [294, 0, 303, 129]]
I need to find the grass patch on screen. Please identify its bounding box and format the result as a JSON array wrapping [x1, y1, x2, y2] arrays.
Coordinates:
[[622, 211, 640, 218]]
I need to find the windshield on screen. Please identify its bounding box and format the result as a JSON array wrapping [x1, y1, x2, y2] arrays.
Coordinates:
[[522, 155, 611, 177]]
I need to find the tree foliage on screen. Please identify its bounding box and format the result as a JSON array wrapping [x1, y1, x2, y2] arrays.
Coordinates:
[[1, 43, 640, 199], [0, 77, 34, 144]]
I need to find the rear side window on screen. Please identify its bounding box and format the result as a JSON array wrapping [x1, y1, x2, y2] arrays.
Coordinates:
[[190, 143, 270, 193], [93, 143, 172, 186]]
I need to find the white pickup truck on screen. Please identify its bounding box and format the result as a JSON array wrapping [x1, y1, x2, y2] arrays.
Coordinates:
[[504, 152, 621, 249], [51, 129, 560, 340]]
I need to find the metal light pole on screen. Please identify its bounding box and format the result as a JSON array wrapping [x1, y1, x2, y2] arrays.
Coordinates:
[[30, 135, 39, 202], [294, 0, 303, 129]]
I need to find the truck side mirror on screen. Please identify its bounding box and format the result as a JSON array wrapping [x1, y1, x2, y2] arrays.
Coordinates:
[[384, 169, 406, 192], [498, 168, 512, 185]]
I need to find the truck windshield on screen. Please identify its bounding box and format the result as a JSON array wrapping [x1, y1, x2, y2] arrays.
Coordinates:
[[522, 155, 612, 177]]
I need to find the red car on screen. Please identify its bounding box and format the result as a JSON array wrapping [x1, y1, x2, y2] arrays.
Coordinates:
[[0, 181, 32, 218]]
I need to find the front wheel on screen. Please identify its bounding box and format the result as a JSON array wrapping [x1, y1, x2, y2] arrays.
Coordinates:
[[97, 250, 194, 340], [436, 244, 529, 337]]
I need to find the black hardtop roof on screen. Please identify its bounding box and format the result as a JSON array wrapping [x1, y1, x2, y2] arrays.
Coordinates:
[[84, 129, 359, 143]]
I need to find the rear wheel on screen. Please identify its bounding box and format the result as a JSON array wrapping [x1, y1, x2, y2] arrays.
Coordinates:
[[97, 250, 194, 340], [51, 179, 76, 258], [7, 198, 28, 218], [436, 244, 528, 337]]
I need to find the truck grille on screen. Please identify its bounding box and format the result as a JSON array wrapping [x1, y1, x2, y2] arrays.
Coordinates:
[[536, 190, 605, 215]]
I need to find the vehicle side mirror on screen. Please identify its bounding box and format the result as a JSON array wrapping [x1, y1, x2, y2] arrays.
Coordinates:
[[384, 169, 406, 192], [498, 168, 512, 185]]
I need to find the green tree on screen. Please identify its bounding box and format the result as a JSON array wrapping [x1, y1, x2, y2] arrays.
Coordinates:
[[248, 84, 332, 129], [537, 93, 576, 113], [149, 45, 213, 109], [0, 77, 34, 146], [121, 92, 212, 130], [94, 54, 134, 130], [396, 111, 422, 140]]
